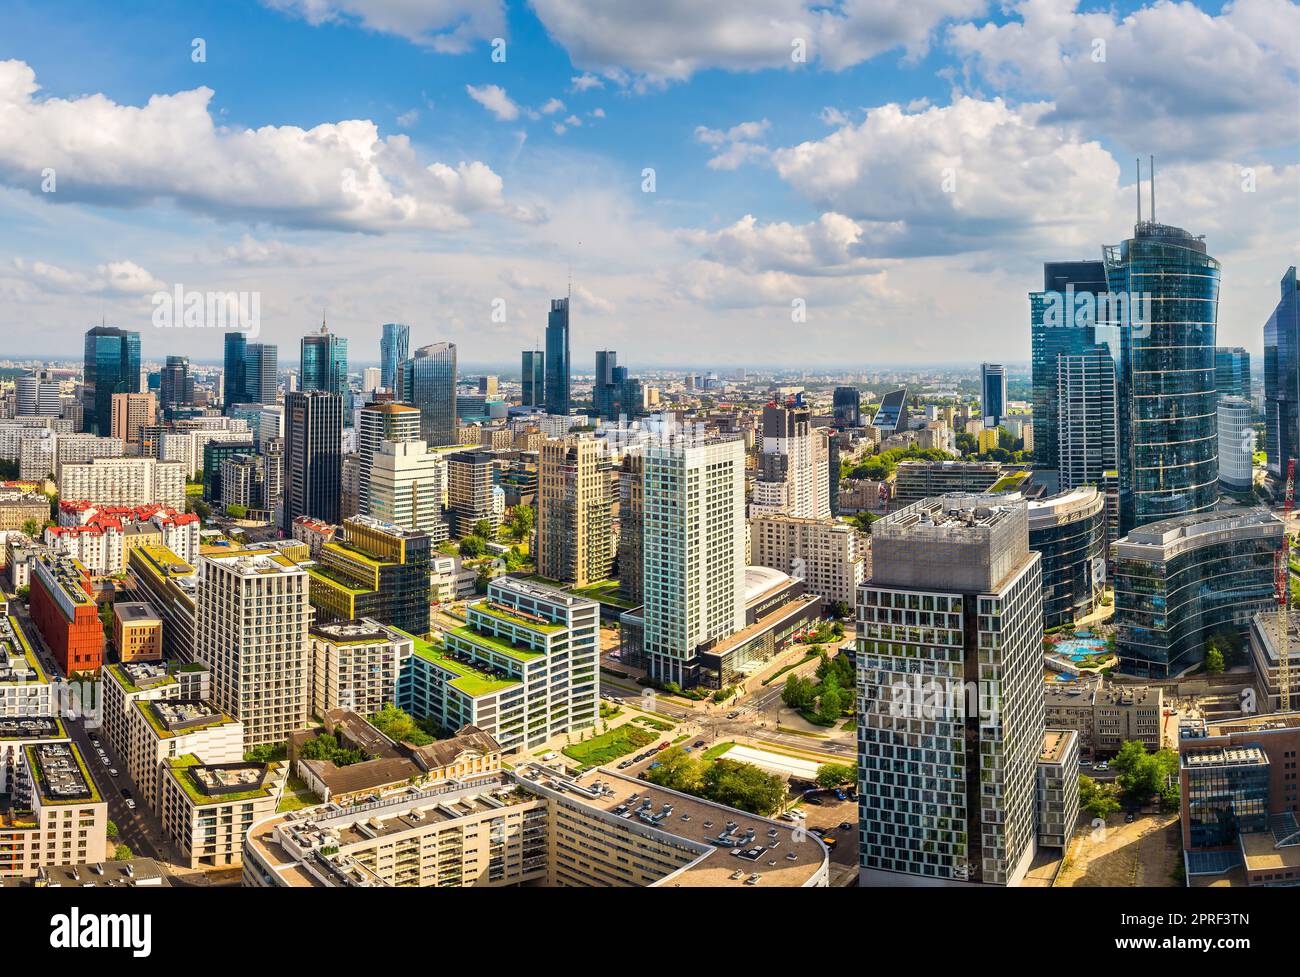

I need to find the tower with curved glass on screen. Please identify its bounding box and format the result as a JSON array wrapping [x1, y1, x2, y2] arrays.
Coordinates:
[[397, 342, 457, 448]]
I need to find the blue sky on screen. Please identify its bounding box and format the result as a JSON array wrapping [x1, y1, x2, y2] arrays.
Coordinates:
[[0, 0, 1295, 368]]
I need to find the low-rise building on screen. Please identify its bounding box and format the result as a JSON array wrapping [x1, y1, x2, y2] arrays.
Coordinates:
[[27, 553, 102, 675], [0, 741, 107, 879], [122, 697, 244, 814], [1042, 675, 1164, 757], [112, 602, 163, 663], [310, 620, 411, 717], [1036, 729, 1080, 849], [159, 756, 283, 869]]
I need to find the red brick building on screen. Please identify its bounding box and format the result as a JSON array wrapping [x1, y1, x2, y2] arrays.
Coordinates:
[[28, 553, 103, 674]]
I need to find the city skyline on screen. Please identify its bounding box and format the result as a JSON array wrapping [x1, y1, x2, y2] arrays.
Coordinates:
[[0, 0, 1294, 366]]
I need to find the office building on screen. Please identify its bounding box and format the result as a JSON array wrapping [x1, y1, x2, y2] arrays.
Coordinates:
[[57, 456, 186, 509], [640, 433, 746, 687], [1055, 345, 1117, 489], [1027, 487, 1107, 629], [521, 349, 544, 408], [379, 323, 410, 392], [398, 577, 598, 752], [111, 602, 163, 663], [243, 342, 278, 405], [1265, 267, 1300, 479], [307, 515, 432, 638], [1036, 729, 1081, 850], [749, 513, 865, 607], [536, 435, 614, 587], [893, 460, 1004, 502], [158, 356, 195, 418], [544, 296, 570, 416], [1107, 219, 1220, 533], [1218, 397, 1255, 496], [82, 326, 140, 436], [857, 495, 1043, 886], [1042, 675, 1164, 758], [832, 386, 861, 428], [110, 392, 158, 448], [751, 401, 830, 520], [1215, 347, 1252, 402], [397, 342, 457, 448], [1113, 508, 1282, 678], [15, 369, 61, 418], [870, 388, 909, 436], [446, 449, 499, 539], [203, 438, 256, 503], [281, 390, 343, 533], [196, 547, 312, 750], [357, 401, 421, 516], [224, 333, 247, 411], [368, 439, 448, 542], [310, 620, 412, 718], [301, 322, 349, 399], [980, 363, 1007, 428], [28, 554, 103, 674], [127, 546, 198, 663]]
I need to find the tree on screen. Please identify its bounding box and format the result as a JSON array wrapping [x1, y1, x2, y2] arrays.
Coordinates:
[[459, 535, 486, 558], [1204, 647, 1225, 674], [21, 519, 41, 538], [645, 747, 706, 794], [106, 820, 119, 840], [702, 759, 787, 816], [113, 844, 133, 861], [369, 704, 434, 746], [815, 686, 842, 725], [509, 504, 534, 541], [473, 519, 494, 539], [828, 600, 851, 619], [226, 503, 248, 519], [815, 763, 855, 789], [782, 675, 815, 710], [1079, 775, 1121, 819]]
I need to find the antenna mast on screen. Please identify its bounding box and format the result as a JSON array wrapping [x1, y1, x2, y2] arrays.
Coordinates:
[[1135, 158, 1142, 224], [1150, 154, 1156, 223]]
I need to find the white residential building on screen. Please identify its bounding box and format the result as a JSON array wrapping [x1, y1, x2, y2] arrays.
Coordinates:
[[751, 402, 830, 520], [57, 457, 186, 509], [749, 513, 866, 607], [367, 439, 448, 542]]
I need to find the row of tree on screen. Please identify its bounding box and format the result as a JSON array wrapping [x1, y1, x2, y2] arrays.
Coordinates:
[[644, 747, 787, 816]]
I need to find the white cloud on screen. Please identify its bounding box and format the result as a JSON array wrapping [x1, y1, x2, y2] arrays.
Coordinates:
[[540, 98, 565, 115], [0, 61, 529, 233], [531, 0, 987, 86], [260, 0, 504, 53], [465, 83, 520, 121], [568, 73, 605, 92], [946, 0, 1300, 158], [680, 212, 891, 276], [13, 257, 164, 296], [694, 119, 772, 170], [395, 108, 419, 127]]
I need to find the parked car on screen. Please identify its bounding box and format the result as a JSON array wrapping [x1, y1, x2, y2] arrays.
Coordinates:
[[125, 799, 136, 810], [726, 711, 741, 719], [539, 752, 558, 761], [693, 741, 705, 748], [109, 768, 119, 777], [833, 788, 848, 801]]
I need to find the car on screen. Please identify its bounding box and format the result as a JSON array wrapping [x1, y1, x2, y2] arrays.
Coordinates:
[[648, 762, 662, 770], [727, 711, 741, 719], [100, 756, 110, 765], [124, 799, 136, 810], [1125, 812, 1137, 823], [90, 739, 100, 748], [617, 760, 633, 769], [804, 796, 822, 805], [656, 742, 669, 751], [109, 768, 119, 777], [539, 752, 558, 761], [1095, 762, 1110, 772], [839, 822, 852, 831], [834, 788, 848, 801], [1080, 760, 1093, 768], [693, 741, 705, 748]]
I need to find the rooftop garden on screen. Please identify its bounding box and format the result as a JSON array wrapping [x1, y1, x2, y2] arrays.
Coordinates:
[[6, 616, 46, 683], [568, 579, 634, 608], [472, 600, 562, 633], [305, 566, 371, 596], [450, 625, 543, 663], [137, 700, 233, 740], [166, 754, 276, 805], [405, 631, 519, 697]]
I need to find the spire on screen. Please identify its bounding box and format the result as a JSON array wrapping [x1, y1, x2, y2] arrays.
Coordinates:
[[1135, 157, 1142, 225], [1150, 154, 1156, 223]]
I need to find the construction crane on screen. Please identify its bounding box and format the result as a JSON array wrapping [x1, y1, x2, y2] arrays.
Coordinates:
[[1275, 459, 1296, 711]]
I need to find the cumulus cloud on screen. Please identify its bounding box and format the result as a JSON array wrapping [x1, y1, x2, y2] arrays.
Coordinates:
[[540, 98, 565, 115], [260, 0, 504, 53], [13, 257, 165, 296], [946, 0, 1300, 158], [0, 61, 528, 233], [694, 119, 772, 170], [531, 0, 987, 86], [465, 83, 520, 121], [680, 213, 893, 275]]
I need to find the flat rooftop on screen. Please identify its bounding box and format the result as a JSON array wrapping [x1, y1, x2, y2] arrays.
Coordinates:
[[114, 601, 161, 625], [26, 742, 99, 805], [1040, 729, 1076, 764]]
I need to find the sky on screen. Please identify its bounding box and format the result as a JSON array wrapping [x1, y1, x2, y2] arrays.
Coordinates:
[[0, 0, 1295, 370]]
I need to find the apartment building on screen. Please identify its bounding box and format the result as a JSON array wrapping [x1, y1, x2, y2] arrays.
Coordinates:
[[749, 513, 865, 607], [367, 439, 449, 542], [113, 602, 163, 663], [159, 756, 283, 869], [0, 616, 52, 718], [28, 553, 103, 674], [57, 457, 186, 510], [446, 449, 499, 539], [536, 435, 614, 588], [310, 619, 412, 717], [121, 696, 244, 814], [0, 490, 49, 532], [751, 401, 830, 520], [0, 741, 106, 879], [127, 545, 198, 662], [1036, 729, 1081, 849], [100, 660, 212, 760], [398, 577, 599, 753]]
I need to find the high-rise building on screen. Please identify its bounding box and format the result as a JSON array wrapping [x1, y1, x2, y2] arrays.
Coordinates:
[[1106, 220, 1220, 533], [1215, 347, 1251, 402], [1113, 508, 1282, 678], [159, 355, 195, 418], [641, 434, 746, 687], [1217, 397, 1254, 496], [521, 349, 544, 407], [833, 386, 861, 428], [446, 449, 499, 539], [397, 342, 457, 448], [379, 323, 410, 392], [281, 390, 343, 532], [1027, 487, 1108, 629], [749, 513, 865, 607], [980, 363, 1007, 428], [301, 322, 349, 399], [110, 392, 158, 448], [244, 343, 278, 404], [1030, 259, 1110, 473], [1056, 345, 1117, 490], [593, 350, 622, 419], [15, 369, 61, 417], [368, 440, 448, 542], [617, 451, 644, 605], [82, 326, 141, 436], [857, 495, 1043, 886], [870, 387, 909, 436], [357, 402, 421, 515], [224, 333, 247, 411], [306, 515, 432, 637], [537, 435, 614, 587], [1265, 267, 1300, 479], [544, 296, 570, 416], [751, 401, 830, 519], [197, 546, 312, 750]]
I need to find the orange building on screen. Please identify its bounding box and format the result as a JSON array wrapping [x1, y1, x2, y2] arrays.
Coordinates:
[[28, 553, 104, 674], [112, 601, 163, 662]]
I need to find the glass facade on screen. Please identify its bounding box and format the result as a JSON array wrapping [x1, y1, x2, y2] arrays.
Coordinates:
[[1183, 750, 1270, 849], [1056, 345, 1117, 489], [223, 332, 246, 412], [1264, 267, 1300, 479], [521, 349, 544, 407], [1105, 222, 1220, 533], [980, 363, 1006, 427], [545, 297, 570, 416], [1028, 488, 1107, 629], [379, 322, 410, 393], [398, 342, 457, 448], [1215, 346, 1251, 402], [82, 326, 141, 436], [301, 326, 349, 399]]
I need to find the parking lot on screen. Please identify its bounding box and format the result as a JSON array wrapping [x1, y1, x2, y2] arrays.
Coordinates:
[[1056, 811, 1181, 887]]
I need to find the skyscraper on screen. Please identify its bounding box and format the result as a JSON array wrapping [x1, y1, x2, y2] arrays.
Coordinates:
[[281, 390, 343, 532], [1056, 346, 1117, 490], [1030, 260, 1109, 473], [397, 342, 457, 447], [832, 386, 861, 427], [223, 332, 246, 413], [301, 322, 349, 399], [980, 363, 1007, 428], [537, 435, 614, 587], [16, 369, 61, 417], [368, 440, 448, 541], [357, 401, 421, 515], [244, 343, 278, 404], [641, 433, 746, 687], [1265, 267, 1300, 480], [544, 296, 570, 416], [521, 349, 544, 407], [751, 401, 830, 519], [1106, 219, 1220, 533], [1217, 397, 1254, 496], [1215, 346, 1251, 402], [857, 495, 1043, 886], [446, 449, 499, 539], [379, 322, 410, 393], [159, 355, 195, 418], [82, 326, 141, 436], [593, 350, 618, 419]]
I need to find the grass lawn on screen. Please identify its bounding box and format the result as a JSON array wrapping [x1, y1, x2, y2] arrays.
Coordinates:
[[633, 716, 675, 732], [702, 741, 735, 761], [761, 649, 819, 686], [562, 725, 657, 766], [277, 775, 321, 814]]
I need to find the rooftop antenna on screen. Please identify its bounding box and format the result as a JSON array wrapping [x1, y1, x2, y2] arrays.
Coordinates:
[[1149, 154, 1156, 223], [1135, 157, 1142, 225]]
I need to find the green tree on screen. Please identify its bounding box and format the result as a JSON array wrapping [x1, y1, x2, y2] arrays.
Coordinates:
[[645, 747, 706, 794], [509, 504, 534, 541], [815, 763, 855, 789], [113, 844, 133, 861], [1204, 647, 1225, 674], [459, 535, 486, 558], [1079, 775, 1121, 819], [782, 675, 815, 710], [702, 759, 786, 816], [225, 503, 248, 519], [370, 704, 434, 746], [21, 519, 41, 538], [473, 519, 494, 539], [106, 820, 119, 840]]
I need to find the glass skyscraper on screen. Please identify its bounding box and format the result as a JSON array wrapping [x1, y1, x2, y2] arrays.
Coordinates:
[[544, 296, 570, 416], [1105, 221, 1220, 534], [1265, 267, 1300, 479], [159, 355, 194, 418], [979, 363, 1006, 427], [223, 332, 246, 413], [397, 342, 457, 448], [1214, 346, 1251, 402], [521, 349, 544, 407], [244, 343, 279, 404], [82, 325, 141, 436], [301, 323, 349, 399], [282, 390, 343, 532], [380, 322, 410, 393]]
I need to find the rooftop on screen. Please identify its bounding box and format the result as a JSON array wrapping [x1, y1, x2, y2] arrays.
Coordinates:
[[26, 742, 100, 805], [114, 601, 161, 625], [406, 631, 519, 697]]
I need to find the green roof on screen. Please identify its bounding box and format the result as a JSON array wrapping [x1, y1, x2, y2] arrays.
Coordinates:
[[402, 630, 519, 697], [165, 754, 278, 805], [5, 616, 46, 684], [136, 700, 235, 740], [449, 625, 544, 663], [306, 566, 372, 596], [472, 601, 563, 633]]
